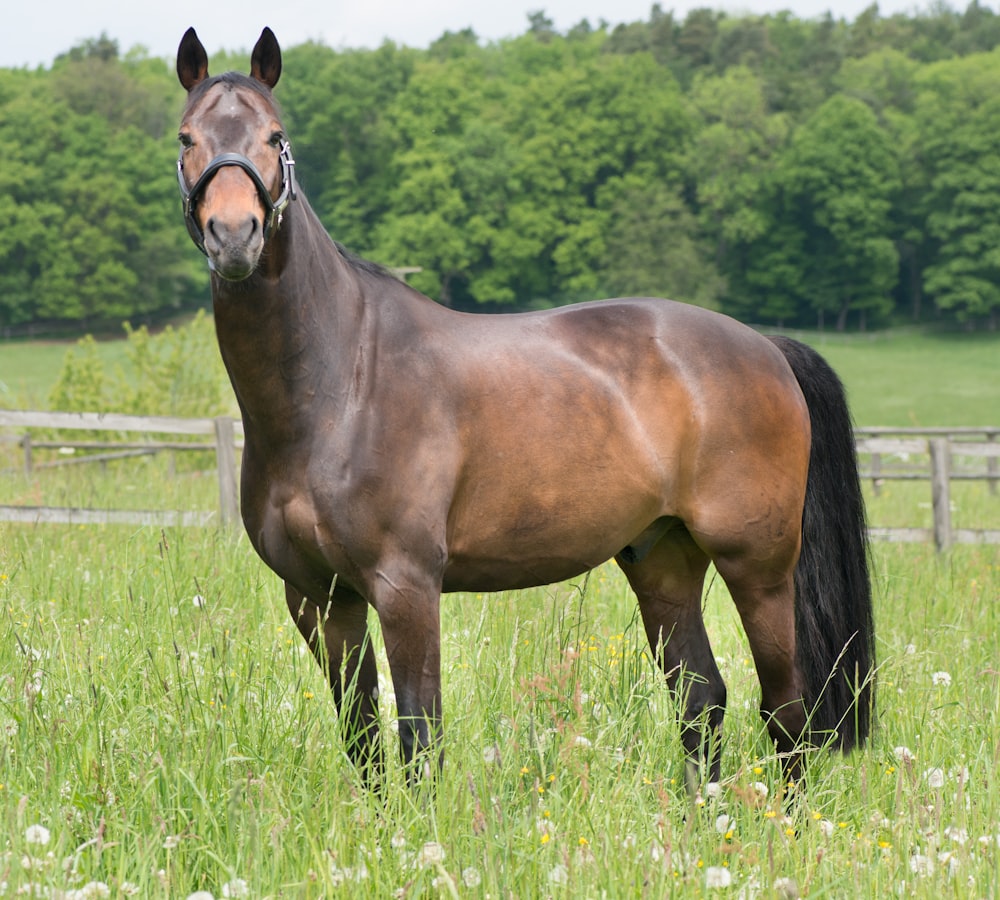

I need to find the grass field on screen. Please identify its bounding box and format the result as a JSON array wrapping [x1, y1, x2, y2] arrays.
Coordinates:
[[0, 325, 998, 897], [1, 326, 999, 427], [0, 525, 997, 897]]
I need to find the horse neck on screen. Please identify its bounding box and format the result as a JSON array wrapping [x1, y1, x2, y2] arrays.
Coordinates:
[[210, 196, 370, 443]]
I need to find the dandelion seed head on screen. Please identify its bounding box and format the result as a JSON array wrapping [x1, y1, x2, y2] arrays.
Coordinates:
[[221, 879, 249, 898], [462, 868, 482, 888], [416, 841, 445, 868], [924, 767, 946, 789], [894, 746, 916, 763], [24, 825, 50, 846], [931, 671, 951, 686], [705, 865, 732, 889], [548, 863, 569, 885]]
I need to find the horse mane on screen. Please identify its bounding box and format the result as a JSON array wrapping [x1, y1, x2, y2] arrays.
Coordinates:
[[333, 242, 398, 284]]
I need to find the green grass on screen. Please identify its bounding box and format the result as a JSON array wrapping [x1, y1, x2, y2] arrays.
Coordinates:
[[801, 330, 1000, 427], [0, 339, 131, 409], [1, 525, 998, 897], [2, 327, 1000, 426]]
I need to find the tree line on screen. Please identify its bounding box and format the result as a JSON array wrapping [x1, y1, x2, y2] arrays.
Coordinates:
[[2, 4, 1000, 334]]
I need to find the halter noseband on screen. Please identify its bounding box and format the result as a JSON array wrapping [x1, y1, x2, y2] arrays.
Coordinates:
[[177, 140, 297, 256]]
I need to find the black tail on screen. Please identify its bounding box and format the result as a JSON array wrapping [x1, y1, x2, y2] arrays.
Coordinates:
[[769, 336, 875, 751]]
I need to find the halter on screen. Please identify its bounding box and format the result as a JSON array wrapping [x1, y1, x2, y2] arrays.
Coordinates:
[[177, 139, 297, 256]]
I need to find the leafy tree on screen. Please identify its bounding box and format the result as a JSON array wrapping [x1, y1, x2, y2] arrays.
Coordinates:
[[914, 51, 1000, 326], [764, 95, 900, 329]]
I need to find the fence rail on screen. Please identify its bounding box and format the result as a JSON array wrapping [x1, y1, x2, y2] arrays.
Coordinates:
[[1, 412, 997, 550]]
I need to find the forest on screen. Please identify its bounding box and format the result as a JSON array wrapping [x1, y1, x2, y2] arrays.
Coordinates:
[[2, 2, 1000, 334]]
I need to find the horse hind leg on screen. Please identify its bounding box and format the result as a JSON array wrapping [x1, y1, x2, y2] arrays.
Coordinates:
[[712, 554, 808, 784], [616, 527, 725, 791]]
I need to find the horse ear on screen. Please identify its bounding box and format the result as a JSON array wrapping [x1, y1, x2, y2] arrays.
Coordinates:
[[177, 27, 209, 91], [250, 27, 282, 89]]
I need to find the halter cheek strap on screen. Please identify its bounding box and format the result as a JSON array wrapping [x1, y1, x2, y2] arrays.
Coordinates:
[[177, 140, 297, 255]]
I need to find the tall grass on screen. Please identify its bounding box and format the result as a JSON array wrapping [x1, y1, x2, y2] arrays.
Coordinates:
[[1, 519, 998, 897]]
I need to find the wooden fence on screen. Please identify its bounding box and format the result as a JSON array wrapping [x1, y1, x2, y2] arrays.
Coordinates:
[[0, 409, 241, 529], [1, 411, 997, 550]]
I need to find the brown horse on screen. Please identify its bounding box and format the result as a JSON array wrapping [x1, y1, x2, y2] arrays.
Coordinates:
[[176, 27, 875, 790]]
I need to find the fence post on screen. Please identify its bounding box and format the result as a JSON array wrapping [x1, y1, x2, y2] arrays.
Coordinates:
[[214, 416, 239, 531], [987, 433, 998, 496], [929, 438, 952, 552], [21, 433, 32, 477]]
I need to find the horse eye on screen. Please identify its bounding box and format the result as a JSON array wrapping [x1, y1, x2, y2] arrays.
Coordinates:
[[269, 132, 285, 147], [178, 133, 193, 149]]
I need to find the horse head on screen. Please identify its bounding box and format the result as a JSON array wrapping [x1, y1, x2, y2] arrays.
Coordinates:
[[176, 27, 295, 281]]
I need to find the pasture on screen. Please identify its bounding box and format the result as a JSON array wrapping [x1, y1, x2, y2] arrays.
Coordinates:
[[0, 328, 998, 897]]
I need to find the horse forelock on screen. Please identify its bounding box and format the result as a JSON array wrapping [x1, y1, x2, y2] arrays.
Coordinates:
[[185, 72, 283, 119]]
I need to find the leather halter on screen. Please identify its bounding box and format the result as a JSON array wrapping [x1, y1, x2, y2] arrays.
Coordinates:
[[177, 140, 296, 255]]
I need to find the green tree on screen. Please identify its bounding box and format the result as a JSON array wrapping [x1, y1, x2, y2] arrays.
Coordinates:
[[913, 51, 1000, 326], [768, 95, 900, 329]]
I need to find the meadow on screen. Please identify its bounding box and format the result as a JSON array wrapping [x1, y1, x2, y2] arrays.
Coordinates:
[[0, 328, 998, 897]]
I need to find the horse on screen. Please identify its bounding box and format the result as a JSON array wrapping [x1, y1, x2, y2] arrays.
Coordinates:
[[175, 27, 875, 791]]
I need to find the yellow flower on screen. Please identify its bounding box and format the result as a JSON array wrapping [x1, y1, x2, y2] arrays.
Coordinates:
[[540, 833, 550, 845]]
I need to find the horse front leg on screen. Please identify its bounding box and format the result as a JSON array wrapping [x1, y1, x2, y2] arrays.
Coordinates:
[[284, 582, 384, 786], [369, 566, 443, 784]]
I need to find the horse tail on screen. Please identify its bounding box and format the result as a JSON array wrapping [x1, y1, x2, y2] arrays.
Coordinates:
[[769, 336, 875, 752]]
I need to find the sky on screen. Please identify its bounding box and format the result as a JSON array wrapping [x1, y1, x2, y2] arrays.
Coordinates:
[[4, 0, 933, 70]]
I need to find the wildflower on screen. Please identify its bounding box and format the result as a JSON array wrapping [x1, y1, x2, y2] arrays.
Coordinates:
[[549, 863, 569, 885], [186, 893, 215, 900], [705, 782, 722, 800], [752, 781, 769, 799], [71, 883, 111, 899], [390, 829, 407, 850], [25, 825, 50, 846], [462, 868, 482, 888], [483, 745, 500, 764], [573, 735, 593, 749], [715, 814, 733, 835], [944, 826, 968, 846], [894, 746, 916, 763], [221, 879, 249, 898], [416, 842, 445, 867], [909, 854, 933, 877], [163, 835, 181, 850], [705, 866, 732, 889], [931, 671, 952, 687], [818, 819, 835, 838], [774, 876, 800, 899], [924, 767, 946, 789], [192, 594, 206, 608]]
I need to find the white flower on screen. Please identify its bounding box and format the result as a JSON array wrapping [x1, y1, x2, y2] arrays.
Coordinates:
[[818, 819, 835, 838], [462, 868, 482, 887], [192, 594, 206, 608], [25, 825, 50, 846], [185, 893, 215, 900], [924, 767, 946, 789], [944, 826, 968, 845], [752, 781, 769, 798], [715, 814, 733, 835], [416, 842, 445, 868], [573, 735, 593, 748], [894, 746, 916, 763], [705, 865, 732, 889], [705, 782, 722, 800], [909, 853, 933, 877], [482, 744, 500, 764], [932, 671, 952, 686], [221, 879, 249, 898], [163, 835, 181, 850], [390, 829, 407, 850], [774, 876, 800, 899], [70, 882, 111, 899], [548, 863, 569, 885]]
